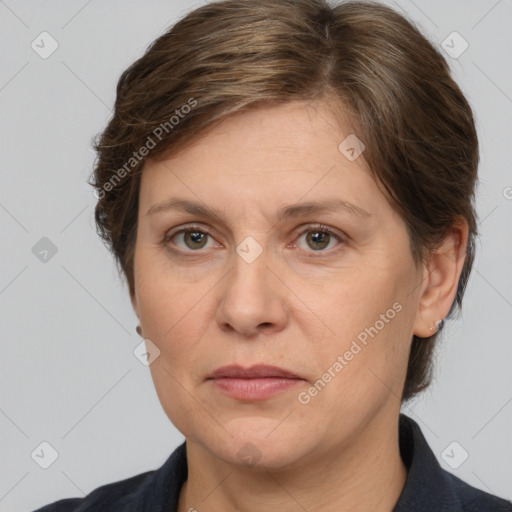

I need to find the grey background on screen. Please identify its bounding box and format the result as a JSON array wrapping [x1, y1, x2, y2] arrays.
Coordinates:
[[0, 1, 511, 510]]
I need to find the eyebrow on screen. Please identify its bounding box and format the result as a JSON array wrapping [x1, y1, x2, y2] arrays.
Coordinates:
[[146, 198, 372, 222]]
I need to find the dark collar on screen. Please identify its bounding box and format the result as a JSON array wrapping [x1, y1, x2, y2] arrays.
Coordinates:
[[393, 413, 463, 510]]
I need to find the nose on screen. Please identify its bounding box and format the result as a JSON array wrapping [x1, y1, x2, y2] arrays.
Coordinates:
[[215, 247, 289, 339]]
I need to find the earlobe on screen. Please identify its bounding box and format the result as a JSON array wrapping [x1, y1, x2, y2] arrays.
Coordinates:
[[412, 218, 469, 338]]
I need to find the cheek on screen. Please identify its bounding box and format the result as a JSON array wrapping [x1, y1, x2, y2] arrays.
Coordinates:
[[133, 260, 197, 387], [301, 260, 414, 392], [135, 248, 196, 331], [135, 256, 212, 434], [301, 262, 395, 339]]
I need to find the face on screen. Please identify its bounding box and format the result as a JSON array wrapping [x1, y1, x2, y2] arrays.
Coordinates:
[[131, 100, 426, 470]]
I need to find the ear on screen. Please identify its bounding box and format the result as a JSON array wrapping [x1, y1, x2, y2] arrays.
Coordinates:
[[412, 217, 469, 338]]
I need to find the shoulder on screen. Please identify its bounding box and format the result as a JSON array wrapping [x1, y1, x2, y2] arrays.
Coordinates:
[[32, 470, 155, 511], [395, 414, 512, 511], [446, 471, 512, 512], [32, 442, 188, 512]]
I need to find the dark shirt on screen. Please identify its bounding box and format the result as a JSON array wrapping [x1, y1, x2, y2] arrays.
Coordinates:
[[33, 414, 512, 511]]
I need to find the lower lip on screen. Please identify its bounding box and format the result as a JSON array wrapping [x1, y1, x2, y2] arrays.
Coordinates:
[[210, 377, 302, 400]]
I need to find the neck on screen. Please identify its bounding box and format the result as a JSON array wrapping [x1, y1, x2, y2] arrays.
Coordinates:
[[178, 411, 407, 512]]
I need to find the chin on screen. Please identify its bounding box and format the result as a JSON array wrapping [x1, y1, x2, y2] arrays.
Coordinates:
[[202, 419, 316, 471]]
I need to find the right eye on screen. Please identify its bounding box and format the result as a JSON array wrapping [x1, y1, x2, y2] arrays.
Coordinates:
[[164, 225, 220, 253]]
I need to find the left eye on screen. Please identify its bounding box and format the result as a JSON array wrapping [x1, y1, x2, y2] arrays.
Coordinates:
[[294, 225, 343, 252]]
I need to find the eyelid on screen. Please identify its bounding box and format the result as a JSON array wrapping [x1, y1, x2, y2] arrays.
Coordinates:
[[164, 223, 213, 237], [294, 223, 345, 240]]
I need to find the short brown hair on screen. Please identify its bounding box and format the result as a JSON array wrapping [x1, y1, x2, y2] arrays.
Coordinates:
[[90, 0, 479, 403]]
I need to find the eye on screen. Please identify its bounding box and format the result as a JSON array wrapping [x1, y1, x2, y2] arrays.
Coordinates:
[[293, 224, 344, 254], [164, 225, 218, 252]]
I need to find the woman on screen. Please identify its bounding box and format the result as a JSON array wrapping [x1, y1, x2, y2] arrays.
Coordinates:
[[34, 0, 512, 510]]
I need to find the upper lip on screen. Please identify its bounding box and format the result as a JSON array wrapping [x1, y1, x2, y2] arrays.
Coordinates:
[[209, 365, 302, 380]]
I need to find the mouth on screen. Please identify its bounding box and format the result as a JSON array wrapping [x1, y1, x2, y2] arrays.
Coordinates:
[[207, 364, 304, 401]]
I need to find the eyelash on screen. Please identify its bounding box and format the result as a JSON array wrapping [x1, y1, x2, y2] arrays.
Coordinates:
[[162, 223, 345, 257]]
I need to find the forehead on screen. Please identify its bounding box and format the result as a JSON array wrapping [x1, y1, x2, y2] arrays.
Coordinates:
[[139, 100, 389, 222]]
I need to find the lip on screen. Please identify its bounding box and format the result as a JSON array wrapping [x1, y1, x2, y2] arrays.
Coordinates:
[[209, 364, 302, 380], [208, 365, 304, 401]]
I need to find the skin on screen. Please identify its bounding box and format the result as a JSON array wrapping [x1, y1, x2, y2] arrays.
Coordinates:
[[131, 99, 468, 512]]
